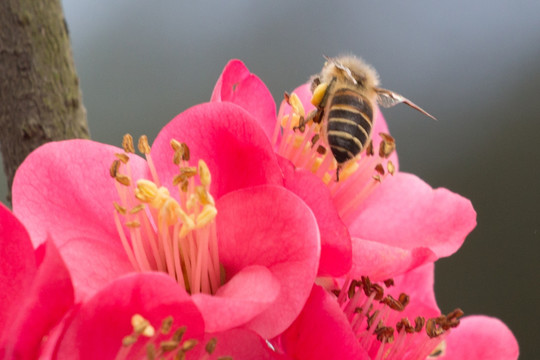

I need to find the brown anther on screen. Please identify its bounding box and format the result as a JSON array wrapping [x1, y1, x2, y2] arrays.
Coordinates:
[[122, 334, 138, 346], [361, 276, 372, 297], [316, 145, 327, 155], [331, 289, 341, 297], [110, 160, 120, 178], [283, 92, 291, 104], [371, 284, 385, 300], [160, 340, 180, 352], [375, 163, 385, 175], [382, 294, 404, 311], [146, 344, 156, 360], [217, 357, 233, 360], [378, 133, 396, 158], [205, 337, 217, 354], [383, 279, 395, 288], [415, 316, 425, 332], [447, 308, 464, 321], [374, 324, 394, 343], [115, 174, 131, 186], [180, 179, 189, 193], [398, 293, 410, 308], [181, 143, 190, 161], [387, 160, 396, 175], [396, 318, 414, 334], [172, 326, 187, 343], [175, 351, 186, 360], [129, 204, 145, 214], [138, 135, 151, 155], [115, 153, 130, 164], [161, 316, 174, 334], [122, 134, 135, 153], [126, 220, 141, 228], [173, 149, 183, 166], [426, 318, 444, 338], [175, 166, 197, 184], [354, 307, 363, 314], [181, 339, 198, 352], [348, 279, 359, 299], [366, 310, 379, 329], [311, 134, 320, 145], [114, 202, 127, 215], [366, 141, 374, 156]]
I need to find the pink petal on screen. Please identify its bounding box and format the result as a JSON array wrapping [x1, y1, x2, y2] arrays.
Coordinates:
[[3, 238, 74, 360], [214, 185, 320, 338], [281, 285, 370, 360], [55, 273, 204, 360], [347, 172, 476, 259], [12, 139, 150, 250], [387, 262, 440, 319], [151, 102, 283, 200], [58, 237, 134, 300], [189, 329, 283, 360], [441, 316, 519, 360], [350, 237, 437, 281], [191, 265, 280, 333], [211, 59, 277, 140], [280, 157, 351, 277], [0, 203, 36, 329]]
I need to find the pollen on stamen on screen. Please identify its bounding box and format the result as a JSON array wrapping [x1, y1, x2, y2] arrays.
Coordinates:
[[332, 276, 463, 360], [274, 92, 399, 223], [112, 138, 222, 295]]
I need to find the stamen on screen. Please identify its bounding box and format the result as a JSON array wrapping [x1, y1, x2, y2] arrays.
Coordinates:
[[112, 137, 221, 295], [333, 276, 462, 360]]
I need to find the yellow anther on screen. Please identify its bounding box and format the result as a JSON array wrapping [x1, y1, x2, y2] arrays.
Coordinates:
[[170, 139, 182, 151], [132, 314, 155, 337], [340, 161, 359, 181], [160, 198, 180, 226], [114, 202, 127, 215], [138, 135, 151, 155], [322, 172, 332, 184], [379, 133, 396, 158], [122, 334, 137, 346], [123, 134, 135, 153], [387, 161, 396, 175], [135, 179, 159, 203], [311, 82, 329, 106], [198, 160, 211, 187], [196, 205, 218, 228], [129, 204, 145, 214], [114, 153, 130, 164], [151, 187, 172, 209], [196, 186, 215, 206], [126, 220, 141, 228], [115, 174, 131, 186], [288, 92, 305, 118], [177, 209, 196, 238], [311, 156, 324, 173]]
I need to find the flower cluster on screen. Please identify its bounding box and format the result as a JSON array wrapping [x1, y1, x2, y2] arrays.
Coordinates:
[[0, 60, 518, 359]]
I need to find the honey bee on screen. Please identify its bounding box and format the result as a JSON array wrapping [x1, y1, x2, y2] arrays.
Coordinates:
[[305, 55, 436, 180]]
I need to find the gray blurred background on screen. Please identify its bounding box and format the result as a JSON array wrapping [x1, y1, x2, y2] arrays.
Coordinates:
[[1, 1, 538, 358]]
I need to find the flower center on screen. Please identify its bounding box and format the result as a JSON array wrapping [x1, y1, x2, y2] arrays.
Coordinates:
[[117, 314, 223, 360], [111, 135, 222, 295], [331, 276, 462, 360], [273, 92, 396, 224]]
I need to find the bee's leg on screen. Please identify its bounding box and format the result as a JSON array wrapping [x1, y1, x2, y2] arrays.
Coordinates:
[[336, 164, 342, 182]]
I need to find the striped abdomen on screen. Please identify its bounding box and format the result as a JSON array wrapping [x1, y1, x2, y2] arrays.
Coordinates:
[[326, 88, 374, 164]]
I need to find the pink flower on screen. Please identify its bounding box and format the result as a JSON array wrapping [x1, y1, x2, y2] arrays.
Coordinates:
[[51, 272, 280, 359], [12, 102, 320, 339], [277, 263, 519, 360], [212, 60, 477, 280], [0, 203, 74, 359]]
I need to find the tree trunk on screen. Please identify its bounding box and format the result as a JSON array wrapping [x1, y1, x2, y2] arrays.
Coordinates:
[[0, 0, 90, 203]]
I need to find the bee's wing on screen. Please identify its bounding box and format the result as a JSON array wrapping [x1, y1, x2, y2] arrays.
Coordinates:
[[375, 88, 437, 120]]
